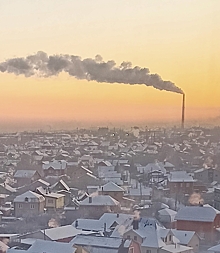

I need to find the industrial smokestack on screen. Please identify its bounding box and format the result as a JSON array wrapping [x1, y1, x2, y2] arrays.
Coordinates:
[[0, 51, 183, 94], [181, 93, 185, 129]]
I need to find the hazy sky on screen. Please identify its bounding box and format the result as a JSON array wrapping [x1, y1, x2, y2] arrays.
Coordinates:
[[1, 0, 220, 130]]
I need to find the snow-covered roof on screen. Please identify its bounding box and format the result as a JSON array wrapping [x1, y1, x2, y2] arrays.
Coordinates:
[[70, 234, 125, 248], [175, 204, 220, 222], [43, 160, 67, 170], [158, 208, 177, 217], [28, 239, 76, 253], [126, 187, 152, 197], [0, 183, 16, 193], [208, 244, 220, 252], [125, 217, 167, 247], [98, 181, 125, 192], [168, 171, 195, 183], [80, 195, 119, 206], [72, 219, 104, 232], [161, 244, 192, 253], [36, 186, 65, 199], [51, 179, 70, 191], [42, 225, 92, 240], [171, 229, 196, 245], [14, 191, 45, 203], [99, 213, 133, 230], [14, 170, 37, 178]]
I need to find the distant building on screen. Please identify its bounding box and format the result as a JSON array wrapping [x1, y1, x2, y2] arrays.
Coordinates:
[[79, 195, 121, 219], [14, 170, 41, 187], [167, 171, 195, 195]]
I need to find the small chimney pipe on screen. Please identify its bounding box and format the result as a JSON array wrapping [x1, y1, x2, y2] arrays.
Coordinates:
[[89, 196, 92, 203], [181, 94, 185, 129]]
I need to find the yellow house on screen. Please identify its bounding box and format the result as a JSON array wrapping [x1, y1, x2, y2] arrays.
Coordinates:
[[36, 186, 65, 211]]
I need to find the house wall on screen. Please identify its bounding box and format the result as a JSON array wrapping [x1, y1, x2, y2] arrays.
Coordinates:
[[176, 220, 216, 241], [79, 205, 120, 219], [129, 240, 141, 253], [45, 197, 56, 208], [56, 196, 64, 209], [99, 191, 123, 201], [141, 246, 158, 253], [123, 230, 143, 245], [168, 182, 194, 195], [188, 234, 200, 253], [14, 201, 45, 217]]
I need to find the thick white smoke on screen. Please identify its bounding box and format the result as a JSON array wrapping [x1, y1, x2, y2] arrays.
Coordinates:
[[0, 51, 183, 94]]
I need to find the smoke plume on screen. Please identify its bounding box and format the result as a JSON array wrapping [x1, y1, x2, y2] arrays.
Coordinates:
[[188, 192, 204, 206], [0, 51, 183, 94]]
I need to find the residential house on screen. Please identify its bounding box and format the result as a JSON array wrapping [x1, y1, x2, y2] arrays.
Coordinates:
[[167, 171, 195, 195], [13, 191, 45, 217], [43, 160, 67, 177], [194, 168, 220, 184], [78, 155, 94, 169], [70, 235, 140, 253], [36, 186, 65, 212], [214, 187, 220, 210], [79, 195, 121, 219], [7, 239, 76, 253], [98, 181, 125, 201], [14, 170, 41, 187], [19, 225, 92, 243], [157, 208, 177, 228], [72, 213, 134, 237], [123, 217, 193, 253], [171, 229, 200, 253], [175, 204, 220, 241]]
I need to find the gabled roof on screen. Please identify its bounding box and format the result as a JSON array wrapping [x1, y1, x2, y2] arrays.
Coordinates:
[[28, 239, 76, 253], [171, 229, 196, 245], [70, 234, 129, 249], [208, 243, 220, 252], [72, 219, 104, 232], [14, 170, 37, 178], [0, 183, 16, 193], [14, 190, 45, 202], [168, 171, 195, 183], [175, 204, 220, 222], [43, 160, 67, 170], [158, 208, 177, 217], [80, 195, 119, 206], [98, 181, 125, 192], [51, 179, 70, 191], [41, 225, 92, 240]]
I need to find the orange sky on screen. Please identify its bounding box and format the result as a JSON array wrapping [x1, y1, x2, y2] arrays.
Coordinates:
[[0, 1, 220, 130]]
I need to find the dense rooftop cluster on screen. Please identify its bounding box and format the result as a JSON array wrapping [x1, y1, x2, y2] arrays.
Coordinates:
[[0, 126, 220, 252]]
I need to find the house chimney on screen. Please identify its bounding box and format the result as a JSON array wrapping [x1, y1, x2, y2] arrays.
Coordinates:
[[117, 213, 119, 218], [104, 222, 107, 232], [181, 94, 185, 129], [75, 219, 78, 228], [132, 219, 139, 230], [89, 196, 92, 203]]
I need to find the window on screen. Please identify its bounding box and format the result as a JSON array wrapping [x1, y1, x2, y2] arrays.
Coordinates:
[[127, 235, 131, 239], [30, 204, 35, 209], [25, 197, 29, 202], [129, 248, 134, 253], [169, 235, 172, 241], [48, 199, 54, 204], [134, 236, 137, 241], [164, 237, 167, 243], [146, 250, 151, 253], [18, 204, 23, 209]]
